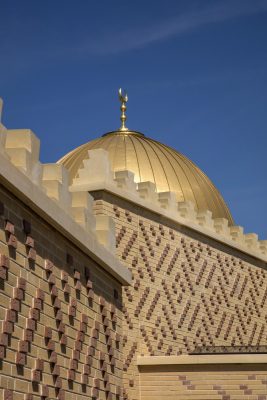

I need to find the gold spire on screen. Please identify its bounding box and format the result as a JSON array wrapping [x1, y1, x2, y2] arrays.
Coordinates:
[[118, 88, 128, 131]]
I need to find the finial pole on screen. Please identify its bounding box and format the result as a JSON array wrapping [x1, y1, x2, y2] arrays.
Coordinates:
[[118, 88, 128, 131]]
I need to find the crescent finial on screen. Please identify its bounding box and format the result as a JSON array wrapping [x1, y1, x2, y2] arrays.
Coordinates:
[[118, 88, 128, 131]]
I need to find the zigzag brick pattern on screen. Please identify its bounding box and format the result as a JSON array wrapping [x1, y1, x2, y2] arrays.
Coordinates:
[[93, 198, 267, 400], [0, 186, 124, 400]]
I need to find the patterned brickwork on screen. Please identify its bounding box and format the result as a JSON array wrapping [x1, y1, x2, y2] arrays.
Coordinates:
[[139, 365, 267, 400], [0, 185, 124, 400], [92, 195, 267, 400]]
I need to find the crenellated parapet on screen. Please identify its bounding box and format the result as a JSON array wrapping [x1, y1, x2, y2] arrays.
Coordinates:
[[69, 146, 267, 263], [0, 97, 266, 266], [0, 99, 130, 285]]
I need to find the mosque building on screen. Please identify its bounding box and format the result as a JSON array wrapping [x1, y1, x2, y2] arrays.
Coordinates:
[[0, 91, 266, 400]]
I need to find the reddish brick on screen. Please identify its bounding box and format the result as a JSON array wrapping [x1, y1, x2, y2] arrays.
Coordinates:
[[19, 340, 29, 353], [24, 329, 33, 342], [51, 285, 58, 297], [57, 389, 65, 400], [36, 288, 45, 301], [0, 333, 8, 346], [69, 359, 78, 370], [16, 352, 26, 366], [7, 234, 17, 249], [0, 345, 5, 359], [17, 277, 26, 290], [13, 287, 23, 300], [49, 351, 57, 363], [60, 334, 67, 346], [25, 236, 34, 247], [26, 318, 36, 331], [61, 271, 68, 282], [32, 369, 41, 383], [46, 339, 55, 351], [28, 248, 36, 261], [3, 320, 13, 334], [44, 327, 52, 338], [4, 389, 13, 400], [32, 297, 42, 310], [41, 386, 49, 397], [29, 308, 39, 320], [5, 309, 16, 323], [52, 364, 60, 376], [5, 221, 14, 234], [10, 298, 20, 311], [67, 369, 75, 381], [35, 358, 44, 371], [0, 254, 9, 268], [44, 259, 54, 271], [0, 266, 7, 279]]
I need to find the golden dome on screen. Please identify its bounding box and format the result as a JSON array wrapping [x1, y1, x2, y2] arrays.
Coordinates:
[[58, 130, 234, 225]]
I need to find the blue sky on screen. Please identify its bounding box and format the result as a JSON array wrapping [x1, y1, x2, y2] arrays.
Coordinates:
[[0, 0, 267, 238]]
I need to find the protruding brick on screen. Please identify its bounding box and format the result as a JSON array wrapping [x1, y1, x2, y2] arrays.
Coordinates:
[[41, 386, 49, 398], [25, 236, 34, 247], [13, 287, 23, 300], [5, 221, 14, 234], [36, 288, 45, 301], [3, 320, 13, 334], [19, 340, 29, 353], [7, 234, 17, 249], [32, 297, 42, 310], [61, 271, 68, 282], [18, 277, 26, 290], [27, 318, 36, 331], [67, 369, 75, 381], [24, 329, 33, 342], [0, 266, 7, 279], [35, 358, 44, 371], [0, 254, 9, 268], [44, 326, 52, 338], [32, 369, 41, 383], [16, 352, 26, 366], [5, 309, 16, 323], [0, 345, 5, 359], [44, 259, 54, 271], [57, 389, 65, 400], [49, 351, 57, 363], [10, 298, 20, 311]]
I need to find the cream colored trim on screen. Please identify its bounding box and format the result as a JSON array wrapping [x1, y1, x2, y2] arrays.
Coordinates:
[[0, 150, 131, 286], [137, 354, 267, 366], [72, 180, 267, 264], [69, 149, 267, 263]]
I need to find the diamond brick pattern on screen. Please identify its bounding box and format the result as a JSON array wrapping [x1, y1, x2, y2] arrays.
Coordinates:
[[93, 198, 267, 400]]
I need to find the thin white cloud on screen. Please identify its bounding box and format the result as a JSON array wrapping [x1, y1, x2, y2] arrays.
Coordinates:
[[76, 0, 267, 55]]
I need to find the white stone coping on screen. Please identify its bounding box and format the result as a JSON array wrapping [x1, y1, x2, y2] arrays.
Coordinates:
[[72, 179, 267, 264], [68, 148, 267, 264], [0, 154, 132, 286], [137, 354, 267, 366]]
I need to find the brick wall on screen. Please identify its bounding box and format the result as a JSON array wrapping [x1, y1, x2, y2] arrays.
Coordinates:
[[92, 192, 267, 400], [139, 364, 267, 400], [0, 184, 124, 400]]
